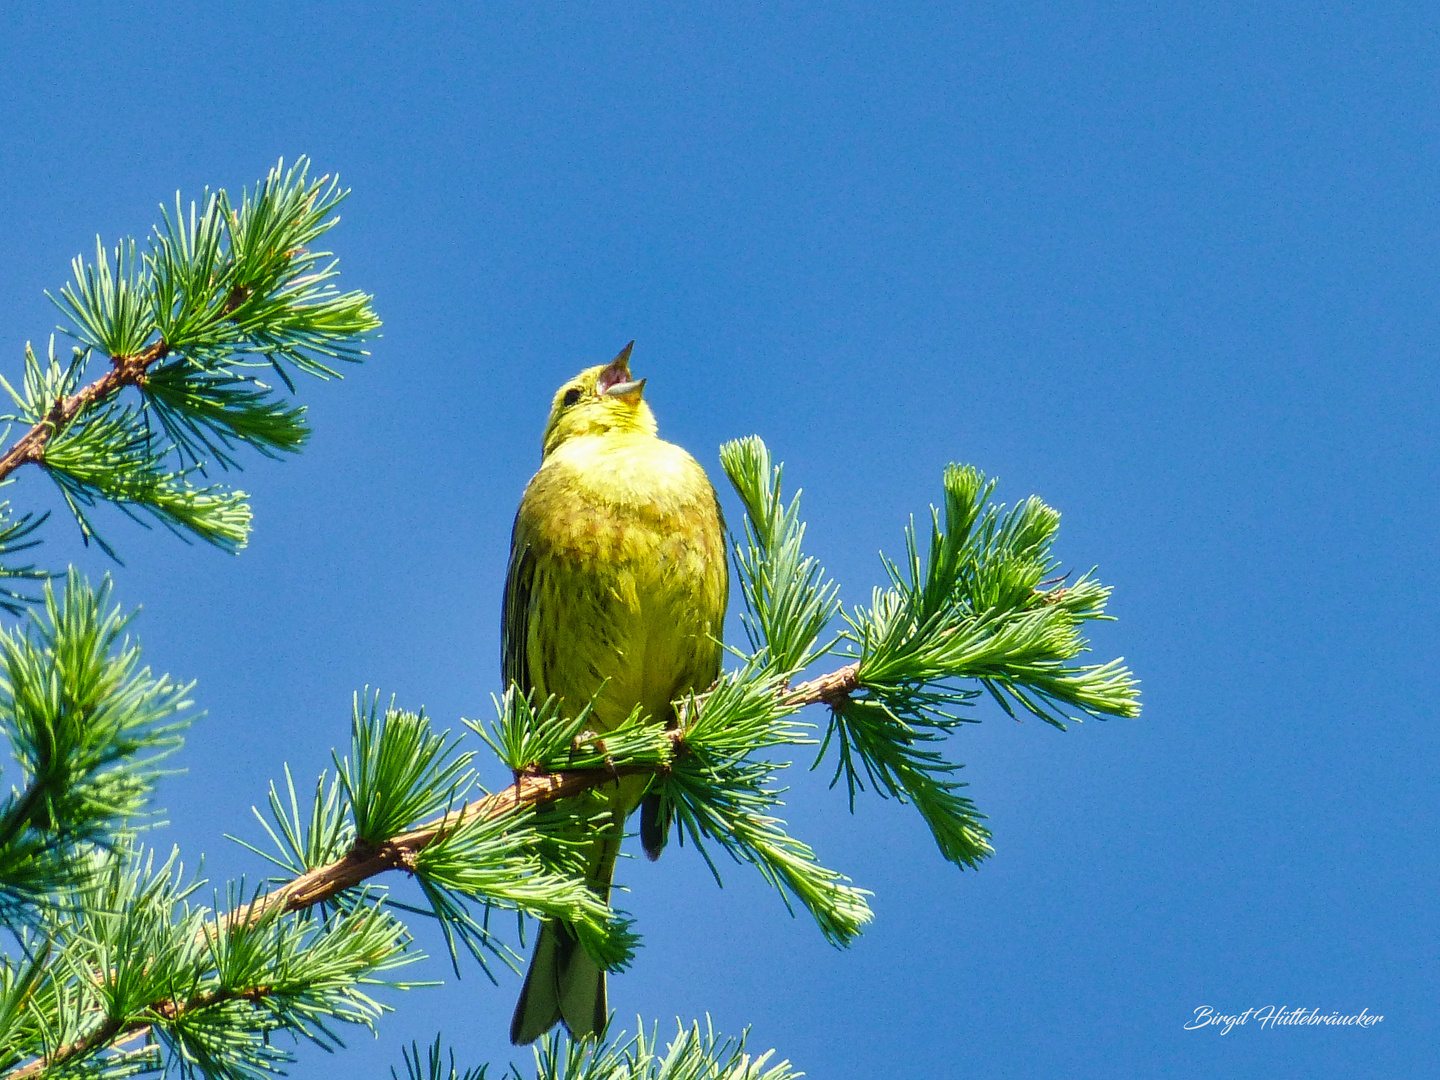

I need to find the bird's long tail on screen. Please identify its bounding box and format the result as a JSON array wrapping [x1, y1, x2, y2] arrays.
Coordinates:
[[509, 814, 623, 1045]]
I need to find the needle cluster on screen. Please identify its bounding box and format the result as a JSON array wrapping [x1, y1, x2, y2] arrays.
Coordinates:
[[394, 1018, 797, 1080], [0, 166, 1139, 1079], [0, 157, 378, 560]]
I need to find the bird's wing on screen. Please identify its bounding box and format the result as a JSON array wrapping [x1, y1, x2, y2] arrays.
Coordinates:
[[501, 508, 537, 696]]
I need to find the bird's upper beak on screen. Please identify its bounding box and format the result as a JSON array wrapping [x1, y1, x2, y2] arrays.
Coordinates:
[[597, 341, 645, 404]]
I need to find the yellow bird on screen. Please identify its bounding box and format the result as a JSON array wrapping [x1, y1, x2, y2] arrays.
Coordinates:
[[504, 343, 728, 1044]]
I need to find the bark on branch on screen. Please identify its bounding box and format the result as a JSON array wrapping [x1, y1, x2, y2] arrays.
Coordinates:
[[230, 662, 862, 925], [0, 341, 168, 484], [3, 662, 862, 1079]]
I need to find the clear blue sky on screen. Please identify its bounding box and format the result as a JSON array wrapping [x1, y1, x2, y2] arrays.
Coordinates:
[[1, 3, 1434, 1077]]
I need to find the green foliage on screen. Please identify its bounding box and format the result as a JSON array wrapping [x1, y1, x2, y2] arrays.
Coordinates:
[[663, 741, 872, 946], [2, 340, 85, 428], [228, 766, 353, 879], [820, 691, 993, 867], [143, 365, 308, 471], [41, 400, 252, 557], [471, 690, 671, 779], [55, 241, 153, 361], [232, 697, 640, 986], [0, 574, 431, 1080], [632, 1019, 798, 1080], [165, 887, 413, 1079], [1, 158, 379, 567], [848, 463, 1139, 726], [719, 436, 839, 674], [411, 804, 637, 977], [337, 693, 477, 847], [817, 463, 1139, 867], [470, 670, 869, 950], [0, 572, 191, 921], [0, 501, 48, 618], [69, 159, 377, 381], [659, 668, 872, 945], [394, 1035, 489, 1080], [719, 439, 1139, 872], [502, 1018, 799, 1080], [208, 162, 376, 376], [0, 843, 415, 1080]]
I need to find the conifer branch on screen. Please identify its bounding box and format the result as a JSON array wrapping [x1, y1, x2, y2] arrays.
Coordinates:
[[0, 157, 379, 564], [230, 666, 856, 929], [0, 668, 858, 1080], [24, 978, 291, 1072], [0, 342, 165, 483], [7, 1019, 126, 1080]]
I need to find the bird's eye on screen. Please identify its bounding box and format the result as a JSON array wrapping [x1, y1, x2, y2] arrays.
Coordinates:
[[562, 388, 582, 408]]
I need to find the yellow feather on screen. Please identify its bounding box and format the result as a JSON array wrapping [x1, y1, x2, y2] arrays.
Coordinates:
[[504, 349, 727, 1044]]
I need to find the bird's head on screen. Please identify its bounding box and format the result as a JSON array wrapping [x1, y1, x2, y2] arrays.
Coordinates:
[[540, 342, 657, 457]]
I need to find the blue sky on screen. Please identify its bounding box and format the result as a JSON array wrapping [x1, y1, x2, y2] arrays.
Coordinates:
[[1, 3, 1435, 1077]]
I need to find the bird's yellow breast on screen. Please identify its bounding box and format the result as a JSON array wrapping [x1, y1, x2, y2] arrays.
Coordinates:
[[506, 432, 727, 733]]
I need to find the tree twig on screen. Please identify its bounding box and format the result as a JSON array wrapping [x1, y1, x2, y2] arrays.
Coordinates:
[[229, 662, 863, 925], [0, 342, 167, 484], [7, 985, 278, 1080], [2, 662, 863, 1080]]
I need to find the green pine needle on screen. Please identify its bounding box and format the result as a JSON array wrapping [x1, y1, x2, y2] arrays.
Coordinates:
[[4, 159, 380, 568], [413, 805, 638, 975], [337, 692, 476, 846], [42, 402, 252, 556], [227, 765, 354, 880], [51, 239, 155, 360], [810, 463, 1142, 867], [0, 501, 50, 618], [394, 1034, 491, 1080], [508, 1017, 800, 1080], [719, 436, 840, 674], [846, 463, 1141, 728], [0, 571, 192, 920], [470, 688, 673, 778], [143, 361, 310, 472]]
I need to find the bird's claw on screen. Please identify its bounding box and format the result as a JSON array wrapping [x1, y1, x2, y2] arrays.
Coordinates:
[[569, 732, 621, 782]]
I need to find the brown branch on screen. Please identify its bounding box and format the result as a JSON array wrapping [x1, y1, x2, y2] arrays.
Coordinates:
[[230, 663, 861, 928], [786, 661, 859, 709], [3, 662, 863, 1080], [0, 341, 168, 484], [237, 764, 658, 924], [7, 985, 273, 1080], [7, 1020, 124, 1080]]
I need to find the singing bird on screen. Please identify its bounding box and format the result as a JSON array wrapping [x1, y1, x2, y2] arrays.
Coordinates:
[[504, 343, 728, 1044]]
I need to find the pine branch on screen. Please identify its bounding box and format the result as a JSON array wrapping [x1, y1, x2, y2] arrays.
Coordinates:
[[720, 443, 1142, 871], [3, 845, 415, 1080], [0, 669, 854, 1080], [6, 1018, 128, 1080], [0, 343, 162, 484], [6, 925, 403, 1080], [0, 157, 379, 563], [230, 667, 847, 927], [0, 571, 192, 922]]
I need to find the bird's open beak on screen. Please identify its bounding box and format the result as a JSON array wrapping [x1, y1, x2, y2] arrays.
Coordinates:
[[598, 341, 645, 403]]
